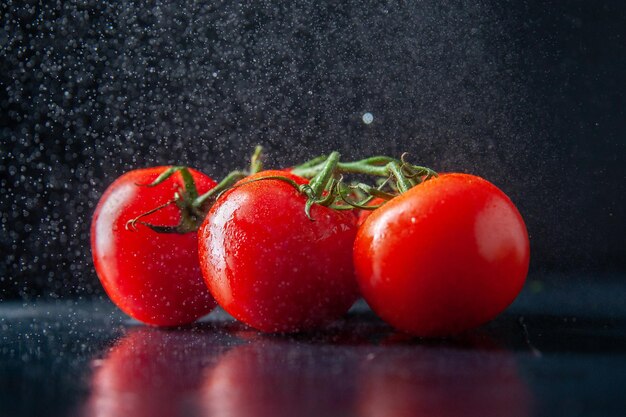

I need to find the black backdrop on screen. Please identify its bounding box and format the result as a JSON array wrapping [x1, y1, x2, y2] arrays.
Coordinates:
[[1, 1, 625, 299]]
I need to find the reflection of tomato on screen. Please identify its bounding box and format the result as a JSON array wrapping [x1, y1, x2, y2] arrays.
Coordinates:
[[198, 170, 359, 332], [357, 344, 532, 417], [91, 167, 217, 326], [201, 341, 358, 417], [354, 173, 530, 337], [81, 329, 224, 417]]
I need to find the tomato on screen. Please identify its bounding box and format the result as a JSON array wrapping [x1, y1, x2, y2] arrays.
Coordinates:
[[354, 173, 529, 337], [197, 170, 359, 332], [357, 197, 386, 226], [91, 167, 217, 326]]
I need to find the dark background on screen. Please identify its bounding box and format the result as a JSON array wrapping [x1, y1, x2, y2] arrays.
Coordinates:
[[1, 1, 624, 299]]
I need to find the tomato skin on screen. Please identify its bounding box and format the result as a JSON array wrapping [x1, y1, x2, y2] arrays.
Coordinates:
[[198, 170, 359, 333], [354, 173, 530, 337], [357, 197, 385, 226], [91, 167, 217, 326]]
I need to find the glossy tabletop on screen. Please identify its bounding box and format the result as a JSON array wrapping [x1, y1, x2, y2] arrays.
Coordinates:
[[1, 273, 625, 417]]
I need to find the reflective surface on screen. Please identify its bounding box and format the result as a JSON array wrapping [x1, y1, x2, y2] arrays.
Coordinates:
[[2, 274, 626, 417]]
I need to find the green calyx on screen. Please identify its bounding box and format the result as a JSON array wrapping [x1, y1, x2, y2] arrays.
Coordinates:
[[288, 151, 437, 219], [125, 145, 263, 234], [125, 145, 437, 233], [239, 151, 437, 220]]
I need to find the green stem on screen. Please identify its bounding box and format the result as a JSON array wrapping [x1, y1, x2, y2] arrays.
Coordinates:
[[193, 170, 247, 208], [337, 161, 389, 177], [178, 167, 199, 200], [386, 161, 412, 193], [249, 145, 264, 174], [356, 183, 397, 200], [194, 145, 267, 209], [308, 152, 340, 198], [292, 154, 328, 171], [292, 156, 397, 178]]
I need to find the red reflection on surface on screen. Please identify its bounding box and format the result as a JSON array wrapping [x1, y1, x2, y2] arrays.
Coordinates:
[[200, 340, 357, 417], [82, 328, 222, 417], [357, 338, 533, 417]]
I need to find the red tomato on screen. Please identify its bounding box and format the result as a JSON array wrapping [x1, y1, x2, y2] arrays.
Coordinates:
[[197, 170, 359, 332], [357, 197, 385, 226], [354, 173, 529, 337], [91, 167, 217, 326]]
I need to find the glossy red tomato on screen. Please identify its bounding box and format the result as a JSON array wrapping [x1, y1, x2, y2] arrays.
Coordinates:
[[198, 170, 359, 332], [357, 197, 385, 226], [354, 173, 530, 337], [91, 167, 217, 326]]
